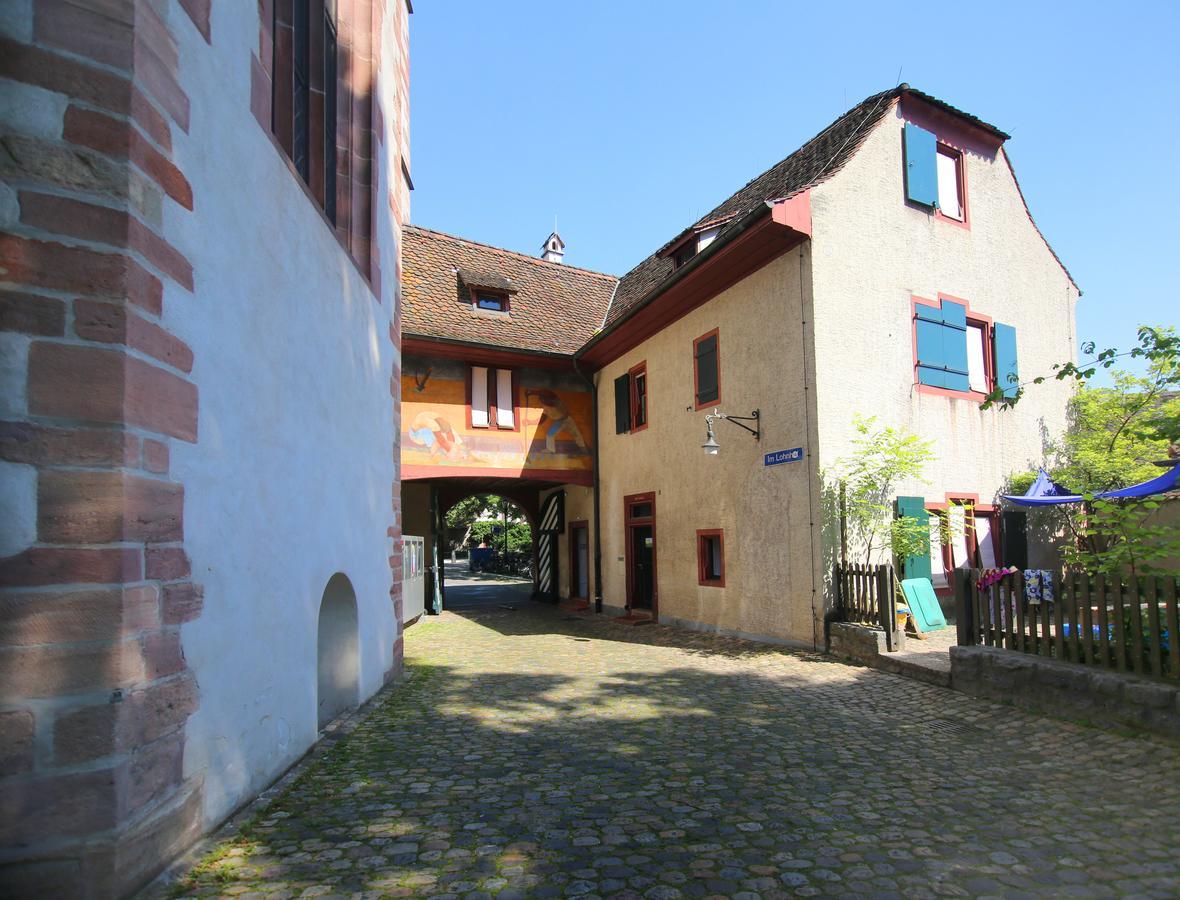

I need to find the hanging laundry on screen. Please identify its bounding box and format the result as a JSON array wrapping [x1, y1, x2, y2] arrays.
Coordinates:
[[1023, 569, 1055, 606]]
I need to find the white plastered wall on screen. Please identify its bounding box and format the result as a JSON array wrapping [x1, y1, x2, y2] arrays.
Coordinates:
[[163, 3, 401, 828], [808, 102, 1079, 566]]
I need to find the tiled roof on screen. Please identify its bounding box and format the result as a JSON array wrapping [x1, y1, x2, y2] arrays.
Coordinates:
[[401, 226, 617, 355], [602, 87, 908, 328]]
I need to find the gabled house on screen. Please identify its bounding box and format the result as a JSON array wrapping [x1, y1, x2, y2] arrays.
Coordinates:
[[401, 84, 1078, 647]]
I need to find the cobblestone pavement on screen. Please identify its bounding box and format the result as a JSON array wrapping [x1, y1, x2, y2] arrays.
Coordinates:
[[173, 603, 1180, 898]]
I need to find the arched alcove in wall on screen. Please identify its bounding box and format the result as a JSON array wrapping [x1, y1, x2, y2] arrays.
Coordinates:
[[317, 572, 359, 729]]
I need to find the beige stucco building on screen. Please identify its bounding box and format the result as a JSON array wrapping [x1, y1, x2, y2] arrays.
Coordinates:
[[401, 85, 1078, 648]]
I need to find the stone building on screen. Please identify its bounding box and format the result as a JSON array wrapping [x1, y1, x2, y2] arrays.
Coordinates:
[[401, 85, 1078, 647], [0, 1, 410, 894]]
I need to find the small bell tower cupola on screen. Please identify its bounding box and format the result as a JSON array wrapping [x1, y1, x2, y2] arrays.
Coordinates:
[[540, 231, 565, 264]]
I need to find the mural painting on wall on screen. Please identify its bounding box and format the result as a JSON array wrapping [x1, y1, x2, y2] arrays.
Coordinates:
[[401, 358, 593, 483]]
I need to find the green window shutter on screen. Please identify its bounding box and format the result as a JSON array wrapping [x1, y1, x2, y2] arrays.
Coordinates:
[[915, 304, 948, 388], [614, 373, 631, 434], [695, 334, 719, 405], [938, 300, 970, 392], [896, 495, 932, 581], [993, 322, 1019, 398], [904, 123, 938, 207]]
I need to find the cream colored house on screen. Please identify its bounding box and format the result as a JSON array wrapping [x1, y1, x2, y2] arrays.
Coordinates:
[[402, 85, 1078, 648]]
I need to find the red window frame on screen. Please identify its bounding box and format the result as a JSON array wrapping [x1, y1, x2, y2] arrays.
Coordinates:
[[466, 365, 519, 431], [628, 361, 648, 432], [697, 529, 725, 587], [926, 493, 1000, 594], [693, 328, 721, 411], [934, 143, 970, 230]]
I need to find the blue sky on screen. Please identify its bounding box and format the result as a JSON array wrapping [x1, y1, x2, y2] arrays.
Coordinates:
[[408, 1, 1178, 378]]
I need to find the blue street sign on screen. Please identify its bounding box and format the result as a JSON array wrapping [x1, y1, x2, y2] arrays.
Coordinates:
[[764, 447, 804, 467]]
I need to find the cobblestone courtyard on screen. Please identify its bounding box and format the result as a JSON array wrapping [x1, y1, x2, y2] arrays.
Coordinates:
[[171, 603, 1180, 898]]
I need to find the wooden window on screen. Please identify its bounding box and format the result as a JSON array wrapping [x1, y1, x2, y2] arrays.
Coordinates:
[[966, 320, 990, 393], [473, 290, 509, 313], [629, 362, 648, 432], [697, 529, 725, 587], [936, 145, 964, 221], [693, 329, 720, 409], [613, 373, 631, 434], [470, 365, 489, 428], [469, 366, 515, 430], [672, 242, 696, 270]]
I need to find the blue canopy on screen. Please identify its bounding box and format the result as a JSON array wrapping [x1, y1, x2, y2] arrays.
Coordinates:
[[1002, 463, 1180, 507]]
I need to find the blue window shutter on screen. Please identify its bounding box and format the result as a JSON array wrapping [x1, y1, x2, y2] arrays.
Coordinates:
[[938, 300, 970, 391], [994, 323, 1019, 398], [915, 316, 947, 388], [896, 496, 933, 581], [904, 123, 938, 207]]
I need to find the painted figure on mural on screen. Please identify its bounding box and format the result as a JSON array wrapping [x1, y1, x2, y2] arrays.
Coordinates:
[[525, 388, 589, 454], [407, 411, 473, 461]]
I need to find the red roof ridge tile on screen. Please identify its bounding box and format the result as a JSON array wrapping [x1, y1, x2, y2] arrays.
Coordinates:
[[405, 225, 620, 282]]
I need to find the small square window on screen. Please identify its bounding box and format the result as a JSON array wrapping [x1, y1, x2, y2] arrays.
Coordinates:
[[697, 530, 724, 587], [474, 291, 508, 313]]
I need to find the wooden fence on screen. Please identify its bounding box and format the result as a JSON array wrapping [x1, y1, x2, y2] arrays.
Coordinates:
[[833, 563, 899, 651], [955, 570, 1179, 682]]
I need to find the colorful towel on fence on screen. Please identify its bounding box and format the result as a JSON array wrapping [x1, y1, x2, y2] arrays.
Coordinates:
[[1023, 569, 1054, 605]]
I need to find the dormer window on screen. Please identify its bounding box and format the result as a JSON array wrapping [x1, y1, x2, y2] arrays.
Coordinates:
[[672, 242, 696, 270], [473, 290, 509, 313]]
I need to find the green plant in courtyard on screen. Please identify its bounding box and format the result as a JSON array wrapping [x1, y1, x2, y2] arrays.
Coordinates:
[[828, 415, 937, 568], [986, 325, 1179, 578]]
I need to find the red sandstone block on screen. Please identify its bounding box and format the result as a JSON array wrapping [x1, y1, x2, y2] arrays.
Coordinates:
[[63, 107, 193, 209], [135, 1, 180, 74], [0, 767, 120, 844], [143, 439, 169, 474], [132, 34, 189, 132], [0, 547, 142, 588], [0, 233, 129, 298], [73, 300, 195, 372], [0, 710, 35, 774], [131, 87, 172, 151], [125, 730, 185, 814], [34, 0, 135, 72], [20, 192, 189, 288], [27, 343, 198, 442], [142, 630, 184, 680], [144, 546, 189, 581], [0, 421, 131, 467], [0, 639, 145, 701], [179, 0, 212, 42], [161, 583, 202, 625], [37, 470, 184, 544], [0, 38, 132, 115], [0, 289, 66, 336], [53, 671, 198, 765], [250, 54, 272, 130], [0, 586, 159, 647]]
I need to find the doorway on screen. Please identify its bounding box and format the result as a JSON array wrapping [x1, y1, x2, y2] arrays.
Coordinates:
[[569, 520, 589, 602], [624, 492, 657, 616], [317, 573, 359, 730]]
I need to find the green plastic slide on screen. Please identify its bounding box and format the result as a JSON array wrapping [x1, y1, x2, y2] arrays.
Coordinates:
[[900, 578, 948, 633]]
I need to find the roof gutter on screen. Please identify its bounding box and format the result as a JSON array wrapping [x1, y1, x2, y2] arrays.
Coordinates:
[[403, 332, 578, 362], [575, 201, 775, 361]]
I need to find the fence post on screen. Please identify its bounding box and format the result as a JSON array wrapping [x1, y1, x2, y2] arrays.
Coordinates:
[[955, 568, 974, 646], [878, 565, 895, 652]]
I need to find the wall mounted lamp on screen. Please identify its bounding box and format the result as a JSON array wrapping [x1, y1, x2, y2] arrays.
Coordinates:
[[702, 408, 760, 455]]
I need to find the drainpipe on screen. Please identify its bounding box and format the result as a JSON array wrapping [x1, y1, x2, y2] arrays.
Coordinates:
[[573, 358, 604, 614]]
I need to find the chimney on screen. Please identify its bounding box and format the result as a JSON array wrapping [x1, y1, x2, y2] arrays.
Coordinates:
[[540, 231, 565, 264]]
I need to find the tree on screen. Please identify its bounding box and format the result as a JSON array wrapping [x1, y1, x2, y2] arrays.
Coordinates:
[[988, 326, 1180, 578], [445, 494, 494, 552], [827, 416, 937, 568]]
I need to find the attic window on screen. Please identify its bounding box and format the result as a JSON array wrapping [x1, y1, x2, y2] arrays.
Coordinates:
[[672, 242, 696, 270], [472, 289, 509, 313]]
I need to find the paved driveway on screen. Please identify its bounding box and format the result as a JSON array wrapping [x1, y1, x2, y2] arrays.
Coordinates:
[[173, 603, 1180, 898]]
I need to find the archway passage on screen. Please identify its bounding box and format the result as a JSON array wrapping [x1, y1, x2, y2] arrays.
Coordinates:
[[445, 493, 535, 611], [317, 573, 359, 729]]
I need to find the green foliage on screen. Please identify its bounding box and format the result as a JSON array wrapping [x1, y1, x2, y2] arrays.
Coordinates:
[[446, 494, 495, 529], [1006, 470, 1038, 496], [828, 416, 936, 566], [467, 519, 532, 553], [1062, 496, 1180, 578], [989, 324, 1179, 578]]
